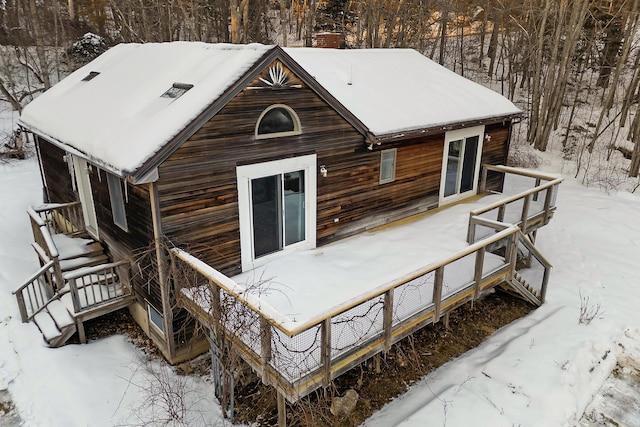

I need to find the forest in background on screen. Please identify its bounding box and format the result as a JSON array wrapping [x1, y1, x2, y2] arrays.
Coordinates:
[[1, 0, 640, 188]]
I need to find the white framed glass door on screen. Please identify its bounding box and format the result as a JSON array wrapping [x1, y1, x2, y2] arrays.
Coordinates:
[[439, 125, 485, 205], [237, 155, 317, 271], [71, 156, 99, 238]]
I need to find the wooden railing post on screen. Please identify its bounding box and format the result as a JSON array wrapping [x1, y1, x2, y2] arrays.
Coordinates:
[[466, 214, 476, 244], [507, 232, 519, 281], [480, 166, 488, 194], [473, 248, 485, 299], [520, 194, 532, 235], [321, 318, 332, 387], [15, 291, 28, 322], [432, 267, 444, 323], [260, 317, 272, 385], [543, 185, 554, 225], [68, 277, 82, 314], [383, 289, 394, 352]]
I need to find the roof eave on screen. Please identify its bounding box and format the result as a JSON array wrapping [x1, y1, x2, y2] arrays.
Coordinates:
[[369, 112, 523, 148]]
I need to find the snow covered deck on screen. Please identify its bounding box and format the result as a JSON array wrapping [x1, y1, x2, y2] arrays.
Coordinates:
[[174, 166, 561, 403]]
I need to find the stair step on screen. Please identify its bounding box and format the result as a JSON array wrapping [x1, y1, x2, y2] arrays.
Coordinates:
[[47, 299, 75, 329], [33, 310, 62, 342], [52, 234, 105, 261], [59, 254, 109, 272]]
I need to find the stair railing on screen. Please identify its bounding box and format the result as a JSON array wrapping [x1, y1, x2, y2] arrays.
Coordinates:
[[28, 208, 64, 291], [31, 201, 85, 236], [13, 260, 57, 323], [64, 260, 132, 314]]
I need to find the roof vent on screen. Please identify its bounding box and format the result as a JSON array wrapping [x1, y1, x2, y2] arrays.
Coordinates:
[[81, 71, 100, 81], [161, 83, 194, 99]]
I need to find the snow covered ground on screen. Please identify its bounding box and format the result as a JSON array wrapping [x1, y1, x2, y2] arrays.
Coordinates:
[[1, 126, 640, 425]]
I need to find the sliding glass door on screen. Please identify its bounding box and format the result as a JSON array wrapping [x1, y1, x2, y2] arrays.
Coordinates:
[[440, 126, 484, 205]]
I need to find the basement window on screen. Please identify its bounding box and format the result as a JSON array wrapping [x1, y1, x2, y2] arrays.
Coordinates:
[[379, 148, 397, 184], [107, 173, 128, 231], [148, 303, 165, 334], [81, 71, 100, 81], [161, 83, 193, 99]]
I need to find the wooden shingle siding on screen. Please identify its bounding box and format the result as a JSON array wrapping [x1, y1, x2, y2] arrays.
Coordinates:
[[158, 62, 452, 277], [87, 170, 158, 305], [482, 122, 511, 192], [37, 138, 76, 203]]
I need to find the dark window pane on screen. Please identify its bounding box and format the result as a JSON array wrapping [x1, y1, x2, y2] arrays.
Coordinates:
[[258, 108, 295, 135], [284, 171, 305, 245], [444, 139, 462, 197], [460, 136, 479, 193], [252, 175, 282, 257]]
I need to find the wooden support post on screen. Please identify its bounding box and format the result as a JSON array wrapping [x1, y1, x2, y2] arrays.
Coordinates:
[[77, 320, 86, 344], [277, 391, 287, 427], [321, 318, 331, 387], [497, 205, 505, 223], [260, 317, 272, 385], [443, 312, 450, 330], [520, 194, 532, 235], [433, 267, 444, 323], [373, 354, 381, 374], [383, 289, 394, 352], [474, 248, 485, 299]]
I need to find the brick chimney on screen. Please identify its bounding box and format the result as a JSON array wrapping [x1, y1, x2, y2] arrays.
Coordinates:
[[316, 32, 342, 49]]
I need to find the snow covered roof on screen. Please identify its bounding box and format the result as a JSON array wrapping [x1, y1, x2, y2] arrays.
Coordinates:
[[285, 47, 521, 138], [19, 42, 274, 176], [20, 42, 520, 178]]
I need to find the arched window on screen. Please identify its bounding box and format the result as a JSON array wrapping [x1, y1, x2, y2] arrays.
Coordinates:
[[255, 104, 301, 139]]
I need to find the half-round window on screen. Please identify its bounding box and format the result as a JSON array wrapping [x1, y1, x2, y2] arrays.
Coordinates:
[[256, 105, 301, 139]]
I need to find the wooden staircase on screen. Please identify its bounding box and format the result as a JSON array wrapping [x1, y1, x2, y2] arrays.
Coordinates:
[[33, 299, 77, 347], [14, 203, 134, 347]]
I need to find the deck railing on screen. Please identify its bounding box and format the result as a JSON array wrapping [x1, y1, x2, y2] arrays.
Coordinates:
[[468, 165, 563, 243], [172, 225, 524, 403]]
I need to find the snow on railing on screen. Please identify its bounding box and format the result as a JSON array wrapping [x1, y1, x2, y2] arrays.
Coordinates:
[[171, 226, 519, 402], [468, 165, 563, 243], [173, 165, 561, 402]]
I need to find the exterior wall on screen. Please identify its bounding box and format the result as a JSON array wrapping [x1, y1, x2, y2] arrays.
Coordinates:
[[36, 137, 76, 203], [157, 61, 448, 278], [481, 121, 512, 192]]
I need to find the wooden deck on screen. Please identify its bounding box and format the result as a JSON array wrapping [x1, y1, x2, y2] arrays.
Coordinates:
[[172, 165, 562, 407]]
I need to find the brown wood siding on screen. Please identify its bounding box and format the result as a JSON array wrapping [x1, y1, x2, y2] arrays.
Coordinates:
[[482, 122, 511, 192], [158, 61, 447, 279], [37, 138, 76, 203], [87, 170, 158, 305]]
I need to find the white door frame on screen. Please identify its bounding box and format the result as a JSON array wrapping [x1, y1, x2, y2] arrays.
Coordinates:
[[237, 154, 317, 272], [72, 156, 99, 239], [439, 125, 485, 206]]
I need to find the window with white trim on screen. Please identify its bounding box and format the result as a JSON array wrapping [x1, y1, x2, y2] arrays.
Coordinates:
[[148, 303, 165, 333], [255, 104, 301, 139], [237, 155, 317, 271], [379, 148, 397, 184], [107, 173, 128, 231]]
